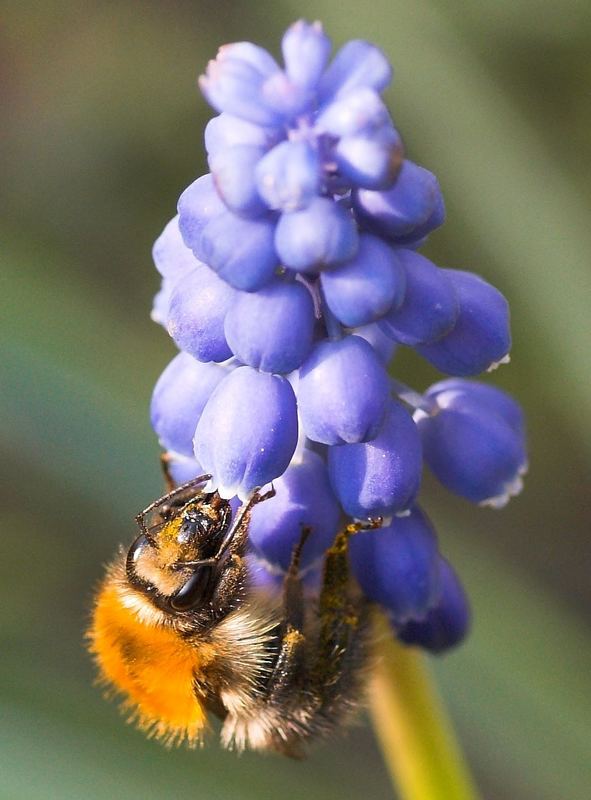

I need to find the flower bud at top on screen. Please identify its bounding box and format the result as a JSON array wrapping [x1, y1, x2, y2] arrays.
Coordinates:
[[255, 139, 320, 212], [349, 507, 441, 623], [221, 42, 280, 78], [334, 124, 403, 191], [199, 42, 284, 127], [318, 40, 393, 103], [281, 20, 331, 90], [260, 71, 310, 120], [194, 366, 298, 500], [297, 335, 389, 445], [316, 87, 391, 138], [275, 197, 358, 273], [208, 144, 268, 217], [396, 558, 470, 653], [416, 269, 511, 376], [204, 113, 279, 157], [315, 88, 402, 190]]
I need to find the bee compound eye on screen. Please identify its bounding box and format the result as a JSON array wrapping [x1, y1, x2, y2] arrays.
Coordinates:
[[126, 534, 150, 577], [170, 565, 216, 612]]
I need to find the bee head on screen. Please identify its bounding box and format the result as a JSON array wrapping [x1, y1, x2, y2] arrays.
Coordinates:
[[126, 492, 234, 613]]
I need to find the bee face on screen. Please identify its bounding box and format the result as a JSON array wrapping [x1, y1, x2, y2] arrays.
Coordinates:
[[125, 492, 234, 614]]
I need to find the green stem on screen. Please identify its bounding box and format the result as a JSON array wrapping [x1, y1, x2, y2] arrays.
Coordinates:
[[370, 613, 479, 800]]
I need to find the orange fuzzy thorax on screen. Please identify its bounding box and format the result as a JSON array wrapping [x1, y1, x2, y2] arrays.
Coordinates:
[[89, 580, 214, 746]]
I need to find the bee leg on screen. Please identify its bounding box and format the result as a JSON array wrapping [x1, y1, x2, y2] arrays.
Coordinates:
[[267, 527, 311, 699], [210, 553, 249, 621], [263, 529, 311, 758], [209, 491, 279, 620], [311, 519, 382, 707], [224, 485, 276, 558]]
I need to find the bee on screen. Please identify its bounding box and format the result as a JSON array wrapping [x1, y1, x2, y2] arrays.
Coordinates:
[[87, 462, 379, 757]]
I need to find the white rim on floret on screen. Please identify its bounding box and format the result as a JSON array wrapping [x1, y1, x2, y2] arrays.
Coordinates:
[[479, 460, 529, 509]]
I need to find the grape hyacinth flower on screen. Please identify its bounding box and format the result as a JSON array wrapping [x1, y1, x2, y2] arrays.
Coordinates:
[[149, 20, 526, 662]]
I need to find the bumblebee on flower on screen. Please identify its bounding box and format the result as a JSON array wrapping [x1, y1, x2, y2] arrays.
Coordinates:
[[88, 19, 526, 754]]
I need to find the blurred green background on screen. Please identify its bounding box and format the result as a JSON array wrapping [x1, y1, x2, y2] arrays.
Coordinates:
[[2, 2, 590, 798]]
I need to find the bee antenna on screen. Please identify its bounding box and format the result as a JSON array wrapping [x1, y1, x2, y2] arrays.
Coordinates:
[[134, 473, 213, 536]]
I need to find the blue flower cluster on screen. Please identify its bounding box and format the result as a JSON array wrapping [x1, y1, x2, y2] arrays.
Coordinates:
[[150, 21, 527, 654]]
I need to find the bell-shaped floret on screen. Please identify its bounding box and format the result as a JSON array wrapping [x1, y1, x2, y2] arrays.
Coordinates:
[[316, 88, 402, 190], [328, 399, 422, 518], [318, 40, 392, 103], [224, 278, 315, 373], [177, 174, 226, 258], [349, 507, 441, 623], [152, 215, 200, 279], [417, 269, 511, 376], [414, 379, 526, 507], [204, 113, 279, 156], [151, 277, 175, 327], [379, 250, 458, 345], [178, 173, 278, 288], [424, 378, 525, 434], [198, 209, 280, 291], [209, 145, 268, 217], [167, 265, 236, 362], [248, 450, 341, 571], [282, 20, 331, 90], [260, 73, 311, 121], [275, 197, 358, 272], [352, 160, 445, 242], [334, 124, 403, 190], [247, 552, 322, 596], [390, 192, 445, 249], [320, 233, 405, 327], [396, 558, 470, 652], [150, 352, 230, 458], [351, 322, 398, 365], [297, 335, 389, 445], [256, 140, 320, 212], [316, 87, 391, 138], [194, 366, 298, 500], [199, 42, 285, 127]]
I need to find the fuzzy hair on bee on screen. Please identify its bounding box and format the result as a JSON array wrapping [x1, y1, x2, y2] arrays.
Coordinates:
[[87, 465, 378, 757]]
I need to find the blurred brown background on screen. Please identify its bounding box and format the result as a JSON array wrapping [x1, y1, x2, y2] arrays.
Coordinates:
[[1, 2, 590, 798]]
